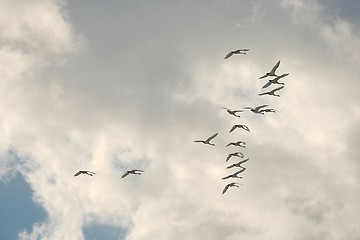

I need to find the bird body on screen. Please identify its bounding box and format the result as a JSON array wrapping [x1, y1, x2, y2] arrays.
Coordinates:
[[222, 107, 243, 117], [226, 158, 249, 169], [259, 60, 280, 79], [222, 169, 245, 179], [222, 182, 242, 194], [229, 124, 250, 133], [226, 141, 246, 148], [225, 152, 244, 162], [262, 73, 289, 89], [224, 49, 249, 59], [194, 132, 218, 146], [121, 169, 144, 178], [74, 170, 96, 177], [244, 104, 269, 115], [258, 86, 284, 97]]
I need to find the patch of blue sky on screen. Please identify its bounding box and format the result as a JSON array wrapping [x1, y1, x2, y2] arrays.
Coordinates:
[[0, 172, 47, 240], [83, 223, 128, 240]]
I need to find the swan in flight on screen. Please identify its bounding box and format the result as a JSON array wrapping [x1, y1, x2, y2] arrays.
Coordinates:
[[74, 170, 96, 177], [226, 141, 246, 148], [259, 60, 280, 79], [243, 104, 269, 115], [258, 86, 284, 97], [226, 158, 249, 169], [224, 49, 249, 59], [222, 169, 245, 179], [225, 152, 244, 162], [222, 107, 243, 118], [194, 132, 218, 146], [121, 169, 144, 178], [262, 73, 289, 89], [222, 182, 242, 194], [229, 124, 250, 133]]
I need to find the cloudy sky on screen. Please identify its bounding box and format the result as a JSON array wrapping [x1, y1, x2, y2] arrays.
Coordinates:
[[0, 0, 359, 239]]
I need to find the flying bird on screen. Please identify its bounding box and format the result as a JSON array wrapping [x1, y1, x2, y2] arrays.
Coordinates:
[[259, 108, 277, 114], [222, 182, 242, 194], [222, 107, 243, 118], [259, 60, 280, 79], [226, 141, 246, 148], [229, 124, 250, 133], [262, 73, 289, 89], [243, 104, 269, 115], [194, 132, 218, 146], [225, 152, 244, 162], [258, 86, 284, 97], [224, 49, 249, 59], [74, 170, 96, 177], [121, 169, 144, 178], [222, 169, 245, 179], [226, 158, 249, 169]]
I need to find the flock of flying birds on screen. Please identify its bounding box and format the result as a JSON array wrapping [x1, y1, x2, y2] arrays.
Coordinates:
[[74, 48, 289, 194], [195, 48, 289, 194]]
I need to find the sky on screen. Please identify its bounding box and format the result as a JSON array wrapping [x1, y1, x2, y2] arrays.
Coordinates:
[[0, 0, 359, 239]]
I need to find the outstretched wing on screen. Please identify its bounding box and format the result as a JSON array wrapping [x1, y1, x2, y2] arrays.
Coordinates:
[[226, 154, 233, 162], [259, 74, 268, 79], [254, 104, 269, 111], [206, 132, 218, 142], [224, 52, 233, 59], [221, 175, 231, 180], [241, 125, 250, 132], [271, 86, 284, 93], [226, 163, 236, 169], [270, 60, 280, 75], [134, 170, 144, 173], [74, 171, 82, 176], [262, 81, 273, 89], [229, 125, 237, 133], [121, 171, 129, 178], [222, 184, 230, 194]]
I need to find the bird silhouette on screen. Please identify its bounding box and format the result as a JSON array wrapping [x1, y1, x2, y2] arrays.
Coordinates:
[[224, 49, 249, 59], [243, 104, 269, 115], [222, 107, 243, 118], [222, 182, 242, 194], [258, 86, 284, 97], [74, 170, 96, 177], [121, 169, 144, 178], [226, 141, 246, 148], [225, 152, 244, 162], [259, 60, 280, 79], [229, 124, 250, 133], [222, 169, 245, 179], [262, 73, 289, 89], [194, 132, 218, 146], [226, 158, 249, 169]]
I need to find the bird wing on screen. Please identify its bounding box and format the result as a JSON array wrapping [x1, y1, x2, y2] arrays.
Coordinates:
[[74, 171, 81, 176], [270, 60, 280, 74], [225, 154, 232, 162], [206, 132, 218, 141], [225, 142, 233, 147], [134, 170, 144, 173], [262, 81, 273, 89], [87, 171, 96, 174], [222, 184, 230, 194], [121, 171, 129, 178], [226, 164, 235, 169], [241, 125, 250, 132], [238, 158, 249, 165], [254, 105, 269, 111], [194, 140, 203, 143], [224, 52, 233, 59], [259, 74, 268, 79], [229, 125, 237, 133], [222, 175, 231, 180], [271, 86, 284, 93], [235, 168, 246, 175]]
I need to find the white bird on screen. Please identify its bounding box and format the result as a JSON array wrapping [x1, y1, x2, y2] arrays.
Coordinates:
[[222, 169, 245, 179], [222, 107, 243, 118], [259, 60, 280, 79], [74, 170, 96, 177], [258, 86, 284, 97], [224, 49, 249, 59], [243, 104, 269, 115], [226, 141, 246, 148], [194, 132, 218, 146], [222, 182, 242, 194], [229, 124, 250, 133], [262, 73, 289, 89], [121, 169, 144, 178], [226, 158, 249, 169], [225, 152, 244, 162]]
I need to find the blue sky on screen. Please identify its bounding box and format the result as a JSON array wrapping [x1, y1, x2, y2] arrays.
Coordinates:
[[0, 0, 359, 239]]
